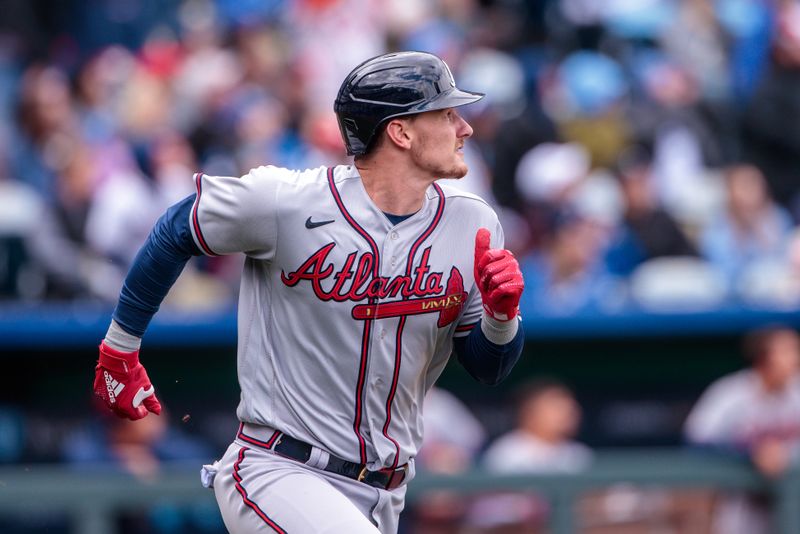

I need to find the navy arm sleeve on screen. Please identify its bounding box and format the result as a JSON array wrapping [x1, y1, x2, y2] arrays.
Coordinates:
[[453, 321, 524, 386], [112, 195, 202, 337]]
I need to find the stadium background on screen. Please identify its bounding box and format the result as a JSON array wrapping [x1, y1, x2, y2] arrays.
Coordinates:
[[2, 0, 800, 532]]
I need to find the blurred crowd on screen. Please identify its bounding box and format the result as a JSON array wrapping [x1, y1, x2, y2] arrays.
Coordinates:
[[1, 0, 800, 316], [411, 325, 800, 534], [4, 3, 800, 532]]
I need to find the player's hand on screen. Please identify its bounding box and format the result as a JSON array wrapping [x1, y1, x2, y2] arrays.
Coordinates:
[[93, 341, 162, 420], [474, 228, 524, 322]]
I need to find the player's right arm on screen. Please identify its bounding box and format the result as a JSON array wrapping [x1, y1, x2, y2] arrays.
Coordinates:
[[94, 168, 281, 419], [94, 194, 200, 419]]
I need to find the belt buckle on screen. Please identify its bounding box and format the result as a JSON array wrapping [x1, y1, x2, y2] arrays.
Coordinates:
[[392, 465, 407, 488], [357, 466, 369, 482]]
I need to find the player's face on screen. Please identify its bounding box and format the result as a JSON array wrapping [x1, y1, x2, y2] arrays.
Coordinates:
[[408, 108, 474, 179], [761, 330, 800, 390]]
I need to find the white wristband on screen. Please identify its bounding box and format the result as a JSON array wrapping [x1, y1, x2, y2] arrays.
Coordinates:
[[104, 319, 142, 353], [480, 311, 519, 345]]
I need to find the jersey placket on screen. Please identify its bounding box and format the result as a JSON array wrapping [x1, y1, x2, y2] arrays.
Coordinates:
[[373, 185, 446, 469], [326, 167, 381, 464], [372, 226, 405, 467]]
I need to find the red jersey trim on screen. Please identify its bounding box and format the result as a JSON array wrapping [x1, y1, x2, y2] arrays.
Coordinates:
[[191, 173, 219, 256]]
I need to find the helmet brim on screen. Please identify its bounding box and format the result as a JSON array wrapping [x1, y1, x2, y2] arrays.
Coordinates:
[[410, 87, 485, 113]]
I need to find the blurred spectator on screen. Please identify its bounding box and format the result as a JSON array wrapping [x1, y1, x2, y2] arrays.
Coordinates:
[[74, 46, 136, 145], [83, 147, 163, 268], [684, 326, 800, 534], [0, 128, 122, 300], [605, 145, 698, 277], [519, 208, 619, 315], [63, 406, 214, 479], [660, 0, 731, 102], [541, 51, 631, 169], [409, 387, 486, 533], [487, 87, 558, 237], [699, 164, 793, 297], [628, 50, 729, 216], [742, 0, 800, 210], [285, 0, 387, 110], [715, 0, 774, 101], [513, 141, 591, 252], [12, 64, 79, 199], [63, 406, 223, 533], [468, 379, 591, 532], [419, 386, 486, 475], [515, 142, 591, 210], [483, 379, 591, 474], [0, 157, 47, 298]]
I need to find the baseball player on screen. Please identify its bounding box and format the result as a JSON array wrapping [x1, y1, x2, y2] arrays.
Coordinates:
[[92, 51, 525, 533], [684, 326, 800, 534]]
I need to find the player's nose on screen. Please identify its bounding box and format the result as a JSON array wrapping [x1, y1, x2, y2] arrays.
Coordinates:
[[455, 113, 473, 139]]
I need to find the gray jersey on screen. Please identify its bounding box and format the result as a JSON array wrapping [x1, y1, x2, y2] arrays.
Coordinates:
[[684, 370, 800, 448], [189, 164, 503, 469]]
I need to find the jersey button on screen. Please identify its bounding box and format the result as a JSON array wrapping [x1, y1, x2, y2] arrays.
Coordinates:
[[390, 257, 397, 267], [390, 232, 399, 240]]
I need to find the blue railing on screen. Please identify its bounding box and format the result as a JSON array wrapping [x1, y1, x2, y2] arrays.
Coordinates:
[[1, 301, 800, 348]]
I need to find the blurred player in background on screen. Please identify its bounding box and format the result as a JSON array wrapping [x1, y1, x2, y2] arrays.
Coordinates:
[[483, 379, 591, 474], [410, 386, 487, 533], [467, 379, 591, 532], [684, 326, 800, 534], [91, 51, 525, 533]]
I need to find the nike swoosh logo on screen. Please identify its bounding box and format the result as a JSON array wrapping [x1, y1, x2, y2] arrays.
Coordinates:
[[133, 386, 155, 408], [305, 216, 335, 229]]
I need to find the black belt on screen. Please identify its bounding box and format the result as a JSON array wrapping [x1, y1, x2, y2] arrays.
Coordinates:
[[237, 423, 408, 491]]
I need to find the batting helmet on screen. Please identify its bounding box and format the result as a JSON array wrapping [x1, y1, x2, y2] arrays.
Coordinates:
[[334, 51, 485, 156]]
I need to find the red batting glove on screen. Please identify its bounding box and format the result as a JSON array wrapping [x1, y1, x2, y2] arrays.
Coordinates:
[[93, 341, 162, 420], [474, 228, 524, 322]]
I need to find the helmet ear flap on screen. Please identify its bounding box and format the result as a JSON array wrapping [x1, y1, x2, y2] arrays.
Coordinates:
[[343, 118, 359, 133], [338, 117, 366, 156]]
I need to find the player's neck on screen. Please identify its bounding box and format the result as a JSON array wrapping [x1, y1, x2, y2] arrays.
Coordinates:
[[355, 159, 433, 216]]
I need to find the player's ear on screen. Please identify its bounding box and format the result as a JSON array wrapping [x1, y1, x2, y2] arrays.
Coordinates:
[[384, 118, 413, 151]]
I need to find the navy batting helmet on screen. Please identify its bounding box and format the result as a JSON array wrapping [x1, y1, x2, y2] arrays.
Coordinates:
[[334, 51, 485, 156]]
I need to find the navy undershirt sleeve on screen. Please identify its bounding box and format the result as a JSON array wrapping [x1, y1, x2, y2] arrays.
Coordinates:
[[453, 321, 525, 385], [113, 195, 202, 337]]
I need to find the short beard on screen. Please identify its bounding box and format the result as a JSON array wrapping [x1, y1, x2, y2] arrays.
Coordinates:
[[411, 133, 469, 179]]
